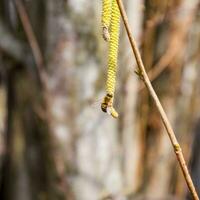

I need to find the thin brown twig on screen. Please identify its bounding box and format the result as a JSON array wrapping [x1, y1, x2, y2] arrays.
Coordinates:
[[116, 0, 199, 200], [138, 42, 179, 92], [13, 0, 47, 85]]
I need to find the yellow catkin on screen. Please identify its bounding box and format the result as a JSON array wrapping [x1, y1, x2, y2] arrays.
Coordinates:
[[101, 0, 120, 118], [106, 0, 120, 95], [102, 0, 112, 41]]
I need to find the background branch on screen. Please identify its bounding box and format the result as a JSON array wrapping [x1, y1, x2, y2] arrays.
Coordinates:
[[13, 0, 47, 85], [116, 0, 199, 199]]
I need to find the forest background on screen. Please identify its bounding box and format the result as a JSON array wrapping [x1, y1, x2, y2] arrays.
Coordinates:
[[0, 0, 200, 200]]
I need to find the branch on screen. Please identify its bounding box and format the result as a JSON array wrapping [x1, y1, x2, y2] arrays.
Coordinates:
[[13, 0, 47, 86], [139, 8, 196, 91], [116, 0, 199, 200]]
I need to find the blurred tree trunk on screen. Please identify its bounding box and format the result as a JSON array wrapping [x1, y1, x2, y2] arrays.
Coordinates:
[[0, 0, 74, 199]]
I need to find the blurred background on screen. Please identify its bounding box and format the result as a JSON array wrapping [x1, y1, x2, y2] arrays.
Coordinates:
[[0, 0, 200, 200]]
